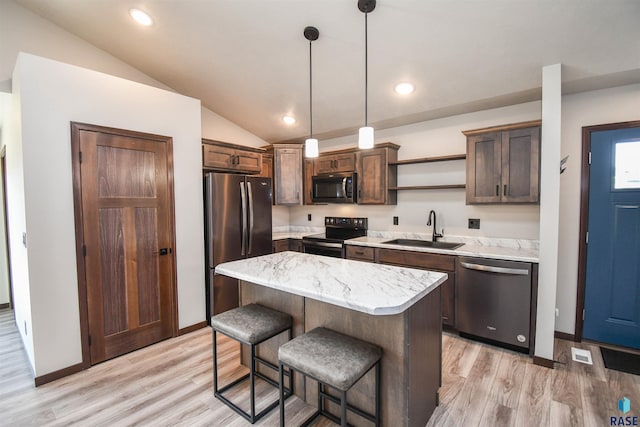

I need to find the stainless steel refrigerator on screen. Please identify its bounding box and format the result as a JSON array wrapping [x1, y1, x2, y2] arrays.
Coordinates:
[[205, 173, 272, 319]]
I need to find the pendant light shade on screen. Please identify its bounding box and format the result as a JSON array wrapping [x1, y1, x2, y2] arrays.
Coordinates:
[[358, 126, 374, 149], [305, 138, 319, 157], [358, 0, 376, 150], [304, 26, 320, 158]]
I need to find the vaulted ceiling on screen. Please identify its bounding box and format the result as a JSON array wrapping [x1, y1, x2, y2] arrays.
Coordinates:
[[16, 0, 640, 143]]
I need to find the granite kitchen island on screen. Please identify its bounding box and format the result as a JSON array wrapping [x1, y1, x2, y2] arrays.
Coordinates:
[[215, 251, 447, 427]]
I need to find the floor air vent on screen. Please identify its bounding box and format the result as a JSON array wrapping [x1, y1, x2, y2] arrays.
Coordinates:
[[571, 347, 593, 365]]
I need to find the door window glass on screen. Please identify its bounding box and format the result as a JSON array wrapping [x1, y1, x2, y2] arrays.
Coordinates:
[[614, 140, 640, 189]]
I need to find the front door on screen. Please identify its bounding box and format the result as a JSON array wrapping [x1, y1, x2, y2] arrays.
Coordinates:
[[583, 126, 640, 349], [72, 123, 176, 364]]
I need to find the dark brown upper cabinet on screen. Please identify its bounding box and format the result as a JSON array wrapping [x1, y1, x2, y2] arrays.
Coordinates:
[[256, 152, 273, 179], [202, 139, 263, 174], [271, 143, 303, 205], [356, 143, 399, 205], [464, 121, 541, 204], [303, 158, 315, 205], [315, 153, 356, 174]]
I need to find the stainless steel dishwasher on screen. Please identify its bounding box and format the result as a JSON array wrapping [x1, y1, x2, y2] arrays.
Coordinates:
[[456, 256, 533, 351]]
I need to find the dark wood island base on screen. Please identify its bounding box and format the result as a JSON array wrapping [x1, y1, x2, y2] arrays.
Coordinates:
[[240, 280, 442, 427]]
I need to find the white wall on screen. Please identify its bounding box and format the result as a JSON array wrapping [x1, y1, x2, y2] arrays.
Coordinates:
[[3, 71, 35, 367], [201, 107, 269, 148], [13, 53, 204, 377], [290, 102, 542, 240], [536, 64, 562, 361], [0, 93, 12, 307], [0, 1, 263, 151], [556, 83, 640, 334]]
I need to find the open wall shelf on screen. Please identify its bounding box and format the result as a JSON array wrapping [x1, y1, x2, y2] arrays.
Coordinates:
[[390, 184, 465, 190], [391, 153, 466, 191], [389, 154, 466, 165]]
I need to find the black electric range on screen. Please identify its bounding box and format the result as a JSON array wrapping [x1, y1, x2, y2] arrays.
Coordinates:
[[302, 217, 368, 258]]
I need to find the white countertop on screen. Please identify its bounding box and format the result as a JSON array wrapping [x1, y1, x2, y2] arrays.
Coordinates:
[[345, 236, 539, 263], [215, 251, 447, 315]]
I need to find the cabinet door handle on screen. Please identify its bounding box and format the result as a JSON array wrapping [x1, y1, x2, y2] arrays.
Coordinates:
[[503, 184, 507, 196], [495, 185, 499, 196]]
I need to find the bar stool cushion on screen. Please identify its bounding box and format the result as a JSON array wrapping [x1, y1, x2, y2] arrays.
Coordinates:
[[211, 304, 292, 345], [279, 327, 382, 391]]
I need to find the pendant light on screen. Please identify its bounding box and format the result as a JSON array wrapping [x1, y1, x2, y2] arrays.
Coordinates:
[[358, 0, 376, 149], [304, 26, 319, 158]]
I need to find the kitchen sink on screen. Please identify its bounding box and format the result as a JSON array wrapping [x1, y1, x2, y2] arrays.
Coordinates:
[[382, 239, 464, 250]]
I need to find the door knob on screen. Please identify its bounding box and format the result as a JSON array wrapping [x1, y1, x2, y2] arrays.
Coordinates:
[[154, 248, 171, 256]]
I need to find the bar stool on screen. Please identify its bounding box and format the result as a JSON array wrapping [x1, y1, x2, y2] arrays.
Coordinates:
[[278, 327, 382, 426], [211, 303, 293, 423]]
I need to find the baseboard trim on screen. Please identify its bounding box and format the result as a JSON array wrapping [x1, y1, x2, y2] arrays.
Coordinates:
[[532, 356, 555, 369], [554, 331, 576, 342], [35, 362, 84, 387], [178, 321, 208, 336], [0, 303, 9, 310]]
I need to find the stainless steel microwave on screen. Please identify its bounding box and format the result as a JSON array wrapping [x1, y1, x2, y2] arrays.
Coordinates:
[[311, 172, 357, 204]]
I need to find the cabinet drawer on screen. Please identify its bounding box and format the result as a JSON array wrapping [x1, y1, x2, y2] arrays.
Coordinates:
[[376, 248, 455, 271], [345, 245, 375, 262]]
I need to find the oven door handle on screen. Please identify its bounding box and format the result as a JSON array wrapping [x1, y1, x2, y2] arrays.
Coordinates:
[[303, 241, 343, 249]]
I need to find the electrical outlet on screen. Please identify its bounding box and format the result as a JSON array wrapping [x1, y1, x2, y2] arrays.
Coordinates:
[[468, 218, 480, 229], [393, 216, 399, 225], [307, 214, 312, 221]]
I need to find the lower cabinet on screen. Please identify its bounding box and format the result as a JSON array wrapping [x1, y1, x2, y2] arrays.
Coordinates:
[[345, 246, 456, 327], [273, 238, 303, 253], [289, 239, 303, 252]]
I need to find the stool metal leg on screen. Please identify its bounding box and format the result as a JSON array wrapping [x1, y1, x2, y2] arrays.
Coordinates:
[[279, 362, 285, 427], [340, 390, 347, 427], [212, 330, 218, 392], [250, 343, 256, 420], [375, 360, 381, 427]]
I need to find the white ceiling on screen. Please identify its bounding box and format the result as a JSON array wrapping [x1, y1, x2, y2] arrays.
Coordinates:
[[15, 0, 640, 143]]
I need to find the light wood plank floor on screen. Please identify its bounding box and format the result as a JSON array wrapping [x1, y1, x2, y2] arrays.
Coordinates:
[[1, 308, 639, 426]]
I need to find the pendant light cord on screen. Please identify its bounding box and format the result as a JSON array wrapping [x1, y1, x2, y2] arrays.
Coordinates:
[[309, 40, 313, 137], [364, 12, 368, 127]]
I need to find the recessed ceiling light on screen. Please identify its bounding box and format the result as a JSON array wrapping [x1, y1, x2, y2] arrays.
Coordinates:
[[129, 8, 153, 26], [394, 82, 415, 95], [282, 115, 296, 125]]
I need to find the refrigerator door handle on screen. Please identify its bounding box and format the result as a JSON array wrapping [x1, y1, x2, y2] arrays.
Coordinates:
[[240, 182, 247, 256], [247, 181, 254, 255]]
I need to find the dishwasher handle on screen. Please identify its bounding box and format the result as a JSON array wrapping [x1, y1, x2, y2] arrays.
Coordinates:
[[460, 261, 529, 276]]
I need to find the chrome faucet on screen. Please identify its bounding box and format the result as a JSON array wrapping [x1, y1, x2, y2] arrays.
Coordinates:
[[427, 210, 443, 242]]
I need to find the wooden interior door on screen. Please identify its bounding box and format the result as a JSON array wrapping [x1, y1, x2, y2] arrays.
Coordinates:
[[72, 123, 176, 365]]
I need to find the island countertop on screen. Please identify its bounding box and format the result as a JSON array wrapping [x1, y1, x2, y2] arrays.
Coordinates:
[[214, 251, 447, 316]]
